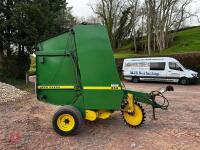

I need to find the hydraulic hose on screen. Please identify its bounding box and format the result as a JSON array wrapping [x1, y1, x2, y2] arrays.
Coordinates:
[[150, 90, 169, 110]]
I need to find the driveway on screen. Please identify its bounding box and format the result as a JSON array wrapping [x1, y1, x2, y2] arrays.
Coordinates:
[[0, 81, 200, 150]]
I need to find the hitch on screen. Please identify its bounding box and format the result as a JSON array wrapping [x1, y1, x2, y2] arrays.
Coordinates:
[[150, 85, 174, 119], [124, 85, 174, 120]]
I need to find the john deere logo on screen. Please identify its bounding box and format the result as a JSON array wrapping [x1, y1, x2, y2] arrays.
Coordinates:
[[38, 86, 60, 89], [111, 84, 119, 89]]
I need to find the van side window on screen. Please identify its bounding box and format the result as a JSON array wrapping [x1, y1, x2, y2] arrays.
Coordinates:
[[150, 62, 165, 70], [169, 62, 183, 71]]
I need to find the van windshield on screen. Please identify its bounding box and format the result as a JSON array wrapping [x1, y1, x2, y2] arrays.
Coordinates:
[[178, 62, 185, 70], [169, 62, 183, 71]]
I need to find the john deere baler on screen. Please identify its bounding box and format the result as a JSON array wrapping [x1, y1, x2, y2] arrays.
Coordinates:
[[36, 24, 173, 136]]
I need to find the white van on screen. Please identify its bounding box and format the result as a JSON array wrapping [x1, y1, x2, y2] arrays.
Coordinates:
[[122, 57, 198, 85]]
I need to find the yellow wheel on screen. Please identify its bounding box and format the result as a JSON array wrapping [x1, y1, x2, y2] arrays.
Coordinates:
[[122, 102, 145, 127], [53, 106, 82, 136], [57, 114, 75, 132]]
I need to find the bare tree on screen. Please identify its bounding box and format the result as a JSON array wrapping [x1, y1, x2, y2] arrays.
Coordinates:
[[86, 16, 102, 24], [90, 0, 126, 49], [128, 0, 140, 52], [90, 0, 196, 54], [77, 16, 101, 24], [143, 0, 194, 54], [144, 0, 155, 55]]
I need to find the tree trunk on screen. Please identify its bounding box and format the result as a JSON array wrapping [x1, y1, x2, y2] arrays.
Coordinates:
[[26, 72, 29, 85], [133, 26, 137, 52], [147, 19, 151, 55], [5, 0, 11, 56]]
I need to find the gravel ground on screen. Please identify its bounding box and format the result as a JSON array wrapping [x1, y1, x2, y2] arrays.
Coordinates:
[[0, 81, 200, 150], [0, 82, 28, 103]]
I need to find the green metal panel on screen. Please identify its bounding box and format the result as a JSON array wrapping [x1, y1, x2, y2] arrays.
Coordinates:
[[36, 31, 86, 114], [36, 55, 75, 85], [74, 25, 124, 110], [38, 32, 74, 51], [36, 50, 70, 56], [36, 24, 124, 113]]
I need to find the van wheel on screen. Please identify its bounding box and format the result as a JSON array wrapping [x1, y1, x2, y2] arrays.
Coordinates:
[[179, 78, 188, 85], [132, 77, 140, 83]]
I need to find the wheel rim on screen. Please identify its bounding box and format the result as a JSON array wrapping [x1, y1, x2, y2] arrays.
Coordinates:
[[123, 104, 143, 126], [181, 79, 186, 84], [57, 114, 75, 132], [133, 78, 138, 82]]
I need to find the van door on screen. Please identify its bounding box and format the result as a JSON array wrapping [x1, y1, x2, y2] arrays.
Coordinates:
[[167, 62, 183, 82], [141, 62, 167, 82]]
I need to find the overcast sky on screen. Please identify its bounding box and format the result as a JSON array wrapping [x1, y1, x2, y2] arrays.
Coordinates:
[[67, 0, 200, 26], [67, 0, 93, 18]]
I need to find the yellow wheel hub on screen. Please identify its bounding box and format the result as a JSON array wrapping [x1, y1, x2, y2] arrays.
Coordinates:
[[57, 114, 75, 132], [123, 104, 143, 126]]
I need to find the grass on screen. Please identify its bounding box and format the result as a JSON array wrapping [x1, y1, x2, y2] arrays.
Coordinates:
[[114, 26, 200, 58], [114, 49, 136, 58], [114, 43, 138, 58], [161, 26, 200, 55]]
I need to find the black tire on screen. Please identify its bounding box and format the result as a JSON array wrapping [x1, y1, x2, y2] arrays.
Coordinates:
[[132, 76, 140, 83], [52, 105, 82, 136], [179, 78, 188, 85]]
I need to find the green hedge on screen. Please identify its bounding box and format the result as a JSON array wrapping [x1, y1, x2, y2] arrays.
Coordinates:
[[115, 52, 200, 73], [0, 54, 31, 81]]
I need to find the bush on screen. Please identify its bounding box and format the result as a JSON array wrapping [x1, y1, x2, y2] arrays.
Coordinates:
[[28, 68, 36, 76], [172, 53, 200, 73], [0, 53, 31, 80], [28, 56, 36, 76], [115, 52, 200, 74]]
